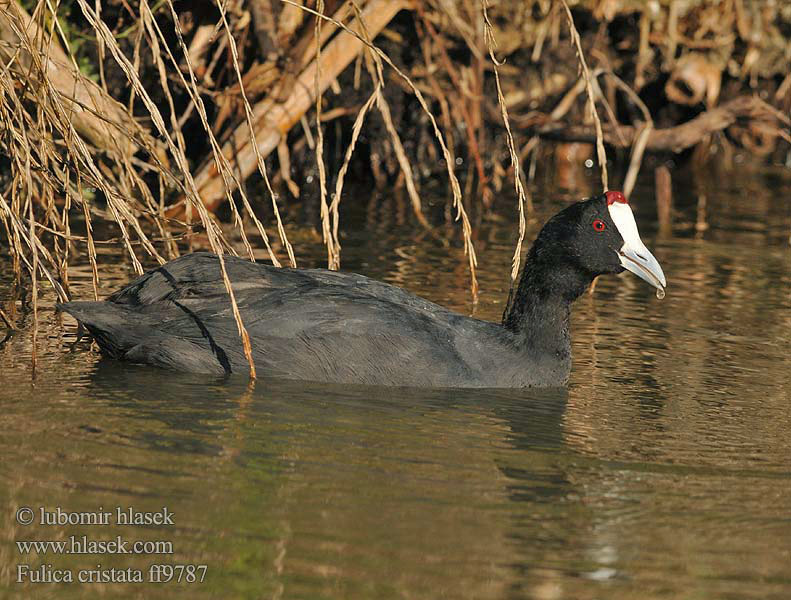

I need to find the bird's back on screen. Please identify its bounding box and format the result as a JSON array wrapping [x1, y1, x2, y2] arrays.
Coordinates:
[[60, 253, 540, 386]]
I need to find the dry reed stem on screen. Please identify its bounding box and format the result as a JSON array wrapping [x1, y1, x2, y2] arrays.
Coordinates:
[[57, 156, 73, 297], [326, 1, 382, 267], [622, 123, 653, 198], [66, 2, 191, 193], [0, 307, 17, 331], [352, 0, 430, 234], [548, 76, 586, 121], [55, 22, 164, 264], [277, 140, 301, 197], [375, 92, 430, 228], [297, 1, 354, 69], [75, 176, 99, 300], [192, 0, 404, 209], [0, 0, 142, 157], [532, 2, 557, 62], [590, 72, 629, 148], [604, 71, 655, 197], [561, 0, 608, 191], [281, 0, 478, 299], [313, 0, 336, 269], [145, 2, 255, 265], [634, 8, 651, 90], [0, 192, 67, 301], [481, 0, 530, 288], [214, 0, 296, 268], [27, 151, 38, 377], [7, 2, 161, 276], [0, 61, 68, 302], [328, 88, 379, 265], [155, 0, 262, 375]]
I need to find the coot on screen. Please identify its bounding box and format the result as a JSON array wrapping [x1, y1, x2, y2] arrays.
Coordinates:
[[59, 191, 665, 387]]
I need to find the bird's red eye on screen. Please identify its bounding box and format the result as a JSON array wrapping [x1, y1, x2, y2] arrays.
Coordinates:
[[592, 219, 606, 232]]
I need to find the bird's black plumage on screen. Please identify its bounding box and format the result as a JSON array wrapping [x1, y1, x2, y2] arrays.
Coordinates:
[[59, 193, 665, 387]]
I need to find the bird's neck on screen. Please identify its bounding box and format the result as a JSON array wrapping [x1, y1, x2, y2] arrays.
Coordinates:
[[502, 258, 591, 356]]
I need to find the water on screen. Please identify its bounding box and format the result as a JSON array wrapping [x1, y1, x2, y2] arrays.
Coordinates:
[[1, 165, 790, 599]]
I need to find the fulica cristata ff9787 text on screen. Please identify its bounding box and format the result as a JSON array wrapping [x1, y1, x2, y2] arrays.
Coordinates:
[[59, 191, 665, 387]]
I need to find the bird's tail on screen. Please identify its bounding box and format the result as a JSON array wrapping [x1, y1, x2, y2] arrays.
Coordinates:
[[57, 301, 230, 375], [57, 301, 150, 358]]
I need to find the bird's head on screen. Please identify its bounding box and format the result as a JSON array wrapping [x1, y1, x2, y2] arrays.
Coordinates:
[[533, 191, 666, 295]]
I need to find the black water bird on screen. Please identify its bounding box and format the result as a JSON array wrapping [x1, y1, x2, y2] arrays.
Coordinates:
[[59, 191, 666, 387]]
